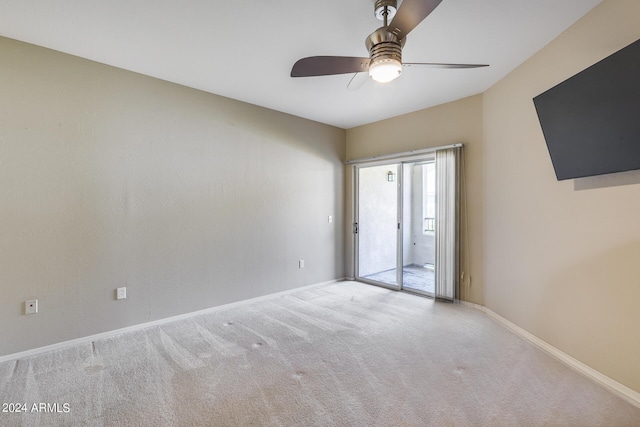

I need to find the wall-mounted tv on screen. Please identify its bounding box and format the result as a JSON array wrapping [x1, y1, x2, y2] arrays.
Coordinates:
[[533, 38, 640, 181]]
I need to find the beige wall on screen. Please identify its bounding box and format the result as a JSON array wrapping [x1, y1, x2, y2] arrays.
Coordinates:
[[0, 37, 346, 356], [483, 0, 640, 392], [345, 95, 485, 304]]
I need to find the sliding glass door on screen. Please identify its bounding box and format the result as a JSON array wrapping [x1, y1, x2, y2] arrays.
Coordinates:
[[356, 164, 400, 289], [353, 147, 460, 300], [355, 161, 435, 296], [400, 161, 436, 295]]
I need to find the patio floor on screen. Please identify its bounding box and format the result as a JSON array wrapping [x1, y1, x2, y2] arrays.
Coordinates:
[[362, 264, 435, 294]]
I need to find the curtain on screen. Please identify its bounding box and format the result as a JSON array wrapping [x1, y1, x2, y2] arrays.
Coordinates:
[[435, 147, 461, 301]]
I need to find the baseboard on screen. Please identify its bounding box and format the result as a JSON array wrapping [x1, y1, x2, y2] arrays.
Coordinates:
[[0, 278, 346, 364], [460, 301, 640, 409]]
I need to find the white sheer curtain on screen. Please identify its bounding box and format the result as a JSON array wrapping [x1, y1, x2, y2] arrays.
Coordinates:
[[434, 147, 461, 301]]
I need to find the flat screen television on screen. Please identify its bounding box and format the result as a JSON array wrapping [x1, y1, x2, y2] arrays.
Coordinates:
[[533, 38, 640, 181]]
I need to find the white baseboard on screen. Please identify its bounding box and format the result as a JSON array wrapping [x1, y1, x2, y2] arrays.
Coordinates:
[[460, 301, 640, 409], [0, 278, 346, 364]]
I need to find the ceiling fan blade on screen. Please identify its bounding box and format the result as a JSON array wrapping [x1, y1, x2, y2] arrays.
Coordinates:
[[387, 0, 443, 39], [403, 62, 489, 69], [347, 72, 370, 90], [291, 56, 370, 77]]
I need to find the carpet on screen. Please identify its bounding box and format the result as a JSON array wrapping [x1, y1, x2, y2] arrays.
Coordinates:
[[1, 281, 638, 426]]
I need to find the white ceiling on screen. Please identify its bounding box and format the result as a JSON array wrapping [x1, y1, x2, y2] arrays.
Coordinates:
[[0, 0, 602, 129]]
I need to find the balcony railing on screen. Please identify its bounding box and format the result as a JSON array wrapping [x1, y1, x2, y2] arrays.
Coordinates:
[[424, 217, 435, 232]]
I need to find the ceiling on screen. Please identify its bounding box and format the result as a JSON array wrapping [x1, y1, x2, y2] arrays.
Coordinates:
[[0, 0, 602, 129]]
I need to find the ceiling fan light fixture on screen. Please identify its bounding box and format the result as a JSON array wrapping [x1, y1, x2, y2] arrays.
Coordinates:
[[369, 57, 402, 83], [366, 29, 404, 83]]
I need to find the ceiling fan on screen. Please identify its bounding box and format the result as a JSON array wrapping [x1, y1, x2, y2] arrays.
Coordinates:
[[291, 0, 488, 84]]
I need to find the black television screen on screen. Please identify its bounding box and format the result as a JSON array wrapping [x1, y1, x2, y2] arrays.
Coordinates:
[[533, 38, 640, 181]]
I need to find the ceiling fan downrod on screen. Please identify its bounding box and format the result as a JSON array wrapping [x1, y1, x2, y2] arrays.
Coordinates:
[[374, 0, 397, 26]]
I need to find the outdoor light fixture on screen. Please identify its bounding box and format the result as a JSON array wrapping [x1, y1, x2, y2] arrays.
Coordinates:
[[388, 170, 396, 182]]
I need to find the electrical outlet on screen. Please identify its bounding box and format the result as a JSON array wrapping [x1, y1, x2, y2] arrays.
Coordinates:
[[299, 260, 304, 268], [116, 287, 127, 300], [328, 215, 333, 223], [25, 299, 38, 315]]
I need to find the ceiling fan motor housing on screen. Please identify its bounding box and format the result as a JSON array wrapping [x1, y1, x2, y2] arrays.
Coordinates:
[[366, 27, 405, 77]]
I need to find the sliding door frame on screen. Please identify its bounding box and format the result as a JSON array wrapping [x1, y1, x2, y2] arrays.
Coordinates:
[[353, 153, 440, 294], [353, 160, 403, 290]]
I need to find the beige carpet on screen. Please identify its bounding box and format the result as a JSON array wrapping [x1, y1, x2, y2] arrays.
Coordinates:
[[1, 281, 639, 426]]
